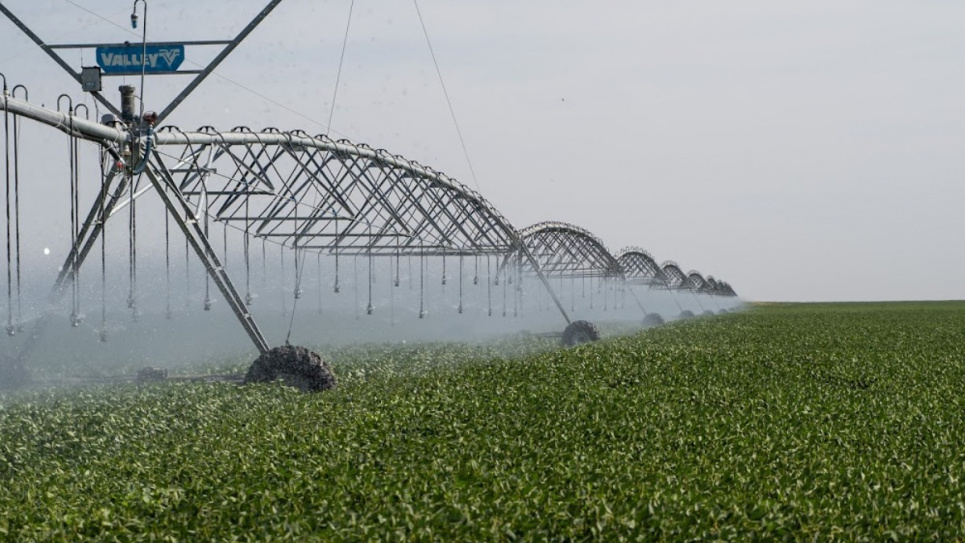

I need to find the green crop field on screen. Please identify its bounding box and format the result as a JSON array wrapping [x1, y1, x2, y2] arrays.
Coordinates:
[[2, 301, 965, 541]]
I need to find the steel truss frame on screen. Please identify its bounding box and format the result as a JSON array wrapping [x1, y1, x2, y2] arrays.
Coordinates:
[[714, 279, 737, 297], [660, 261, 694, 291], [512, 222, 664, 317], [687, 271, 712, 294], [515, 221, 623, 279], [615, 246, 668, 288], [150, 127, 520, 256], [685, 271, 730, 297]]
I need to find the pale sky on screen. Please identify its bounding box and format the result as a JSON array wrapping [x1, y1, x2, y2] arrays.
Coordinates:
[[1, 0, 963, 302]]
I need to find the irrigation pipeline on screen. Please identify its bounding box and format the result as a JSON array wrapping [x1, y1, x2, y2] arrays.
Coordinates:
[[0, 79, 740, 372]]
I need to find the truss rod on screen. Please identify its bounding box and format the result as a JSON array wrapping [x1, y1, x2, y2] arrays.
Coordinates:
[[0, 4, 121, 118], [156, 0, 283, 123]]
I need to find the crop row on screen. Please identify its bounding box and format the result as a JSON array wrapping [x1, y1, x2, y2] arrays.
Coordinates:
[[2, 302, 964, 540]]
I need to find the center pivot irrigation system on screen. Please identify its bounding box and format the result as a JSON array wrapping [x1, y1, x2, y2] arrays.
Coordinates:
[[0, 1, 738, 383]]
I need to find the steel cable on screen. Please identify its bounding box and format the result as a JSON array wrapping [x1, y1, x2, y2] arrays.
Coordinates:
[[12, 98, 22, 330], [100, 149, 107, 341], [3, 90, 12, 333]]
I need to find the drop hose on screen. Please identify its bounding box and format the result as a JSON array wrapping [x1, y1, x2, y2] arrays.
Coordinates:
[[132, 124, 154, 175]]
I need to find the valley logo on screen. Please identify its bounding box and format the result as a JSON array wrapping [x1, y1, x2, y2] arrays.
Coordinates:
[[96, 44, 185, 75]]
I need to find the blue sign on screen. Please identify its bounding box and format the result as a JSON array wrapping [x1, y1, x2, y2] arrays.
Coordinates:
[[96, 44, 185, 74]]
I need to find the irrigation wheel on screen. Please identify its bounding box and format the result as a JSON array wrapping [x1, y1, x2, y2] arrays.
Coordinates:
[[643, 313, 665, 327], [244, 345, 337, 392], [561, 320, 601, 347]]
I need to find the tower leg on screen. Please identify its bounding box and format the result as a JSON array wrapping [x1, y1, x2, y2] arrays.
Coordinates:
[[143, 158, 269, 354]]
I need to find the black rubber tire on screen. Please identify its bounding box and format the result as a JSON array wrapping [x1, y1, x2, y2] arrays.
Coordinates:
[[678, 310, 695, 320], [244, 345, 337, 392], [561, 320, 601, 347], [642, 313, 665, 327], [136, 367, 168, 382]]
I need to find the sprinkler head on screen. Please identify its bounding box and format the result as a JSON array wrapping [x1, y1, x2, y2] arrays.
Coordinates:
[[458, 303, 463, 314], [441, 275, 447, 286], [203, 297, 212, 311], [488, 308, 492, 317], [473, 276, 479, 285], [99, 329, 108, 342], [294, 288, 303, 300], [394, 279, 400, 287], [334, 283, 340, 294], [70, 312, 83, 327], [127, 296, 135, 309], [245, 293, 253, 305], [419, 309, 425, 319], [5, 324, 15, 337], [366, 304, 373, 315]]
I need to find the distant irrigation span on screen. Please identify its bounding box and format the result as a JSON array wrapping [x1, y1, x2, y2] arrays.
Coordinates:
[[0, 1, 739, 379]]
